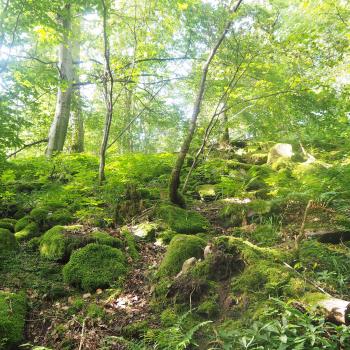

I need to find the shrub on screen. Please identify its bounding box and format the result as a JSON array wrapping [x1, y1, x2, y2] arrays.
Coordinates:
[[0, 228, 17, 252], [158, 234, 206, 277], [157, 205, 209, 234], [0, 291, 27, 349], [63, 243, 127, 292]]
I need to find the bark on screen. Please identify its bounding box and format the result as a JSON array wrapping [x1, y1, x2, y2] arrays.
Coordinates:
[[6, 138, 48, 159], [220, 110, 230, 146], [46, 4, 74, 157], [316, 297, 350, 325], [168, 0, 244, 205], [70, 18, 84, 153], [99, 0, 114, 184]]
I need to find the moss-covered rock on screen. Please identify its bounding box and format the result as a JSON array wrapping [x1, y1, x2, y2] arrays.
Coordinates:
[[63, 243, 127, 292], [0, 219, 16, 232], [14, 216, 32, 232], [197, 184, 216, 201], [40, 226, 121, 261], [0, 291, 27, 349], [14, 222, 40, 241], [0, 228, 17, 252], [131, 222, 158, 241], [157, 205, 209, 234], [47, 208, 74, 226], [158, 234, 206, 277], [90, 231, 122, 248], [29, 207, 49, 224]]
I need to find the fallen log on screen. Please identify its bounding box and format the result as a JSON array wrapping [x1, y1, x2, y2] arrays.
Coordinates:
[[317, 297, 350, 325], [306, 229, 350, 244]]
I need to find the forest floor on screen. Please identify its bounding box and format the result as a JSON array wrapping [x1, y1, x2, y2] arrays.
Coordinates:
[[2, 143, 350, 349]]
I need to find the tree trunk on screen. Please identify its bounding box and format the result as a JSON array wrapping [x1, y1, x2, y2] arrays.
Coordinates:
[[98, 0, 114, 184], [220, 109, 230, 146], [46, 4, 73, 157], [168, 0, 244, 205], [70, 18, 84, 153]]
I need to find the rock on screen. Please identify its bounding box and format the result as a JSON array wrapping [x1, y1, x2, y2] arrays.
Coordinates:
[[131, 222, 158, 241], [197, 184, 216, 201], [267, 143, 293, 164], [0, 228, 18, 252], [176, 257, 198, 278]]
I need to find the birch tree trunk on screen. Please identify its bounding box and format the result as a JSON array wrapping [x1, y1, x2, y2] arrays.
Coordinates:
[[98, 0, 114, 184], [168, 0, 244, 205], [46, 4, 73, 157], [70, 18, 84, 153]]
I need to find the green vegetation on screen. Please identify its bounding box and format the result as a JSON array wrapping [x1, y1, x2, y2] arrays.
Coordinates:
[[157, 205, 210, 234], [63, 244, 127, 292], [0, 291, 27, 349], [0, 0, 349, 348], [158, 234, 206, 277]]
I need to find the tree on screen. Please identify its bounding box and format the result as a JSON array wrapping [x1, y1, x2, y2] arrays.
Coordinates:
[[46, 3, 74, 157], [169, 0, 244, 205]]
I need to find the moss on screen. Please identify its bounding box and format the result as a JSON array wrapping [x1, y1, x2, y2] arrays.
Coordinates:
[[197, 184, 216, 201], [0, 218, 17, 225], [0, 220, 14, 232], [0, 228, 17, 252], [86, 303, 105, 319], [29, 207, 49, 224], [214, 236, 290, 264], [249, 224, 280, 247], [156, 230, 177, 245], [90, 231, 122, 248], [197, 298, 219, 318], [47, 208, 73, 226], [299, 240, 350, 275], [14, 222, 40, 241], [27, 236, 42, 251], [69, 297, 85, 315], [39, 226, 70, 261], [40, 226, 122, 261], [122, 320, 148, 338], [158, 234, 206, 277], [14, 216, 32, 232], [121, 229, 139, 260], [157, 205, 209, 234], [63, 243, 127, 292], [0, 291, 27, 349], [283, 277, 306, 297], [132, 222, 158, 241], [232, 260, 292, 296], [160, 308, 177, 327]]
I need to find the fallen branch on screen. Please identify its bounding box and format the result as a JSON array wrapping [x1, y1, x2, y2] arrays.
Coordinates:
[[6, 138, 48, 159]]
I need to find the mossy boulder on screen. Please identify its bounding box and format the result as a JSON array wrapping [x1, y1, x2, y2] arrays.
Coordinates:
[[0, 219, 15, 232], [29, 208, 49, 225], [14, 222, 40, 241], [63, 243, 127, 292], [0, 291, 27, 349], [14, 216, 31, 232], [121, 229, 139, 260], [131, 222, 158, 241], [0, 228, 17, 252], [157, 205, 209, 234], [267, 143, 293, 164], [40, 226, 121, 261], [47, 208, 74, 226], [158, 234, 206, 277]]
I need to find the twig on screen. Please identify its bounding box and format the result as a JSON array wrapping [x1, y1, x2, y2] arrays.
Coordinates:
[[78, 318, 86, 350]]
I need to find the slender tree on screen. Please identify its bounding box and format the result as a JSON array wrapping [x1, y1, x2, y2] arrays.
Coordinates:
[[169, 0, 244, 205], [98, 0, 114, 184], [46, 3, 74, 157], [70, 18, 84, 153]]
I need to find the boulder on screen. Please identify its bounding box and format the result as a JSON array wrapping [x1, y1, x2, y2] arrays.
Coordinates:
[[267, 143, 293, 164]]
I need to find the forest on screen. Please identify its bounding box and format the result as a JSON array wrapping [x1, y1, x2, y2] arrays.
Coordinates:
[[0, 0, 349, 349]]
